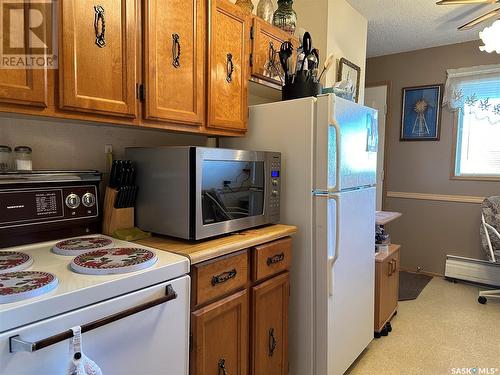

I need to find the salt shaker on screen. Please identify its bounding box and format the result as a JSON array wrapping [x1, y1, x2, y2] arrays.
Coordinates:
[[0, 145, 12, 172], [14, 146, 33, 171]]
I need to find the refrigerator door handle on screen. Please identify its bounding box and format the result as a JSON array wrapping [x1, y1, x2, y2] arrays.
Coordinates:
[[328, 194, 340, 297]]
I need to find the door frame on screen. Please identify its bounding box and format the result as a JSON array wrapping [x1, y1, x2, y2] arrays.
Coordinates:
[[366, 81, 392, 210]]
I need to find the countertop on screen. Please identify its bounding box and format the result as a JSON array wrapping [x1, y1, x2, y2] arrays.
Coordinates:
[[376, 211, 402, 225], [135, 224, 298, 265]]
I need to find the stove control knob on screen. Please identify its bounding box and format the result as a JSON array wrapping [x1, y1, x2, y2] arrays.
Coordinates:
[[65, 193, 80, 209], [272, 190, 279, 197], [82, 192, 96, 208], [272, 179, 279, 186]]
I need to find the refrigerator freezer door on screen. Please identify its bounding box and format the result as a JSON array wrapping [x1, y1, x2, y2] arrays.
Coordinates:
[[314, 187, 375, 375], [315, 94, 378, 192]]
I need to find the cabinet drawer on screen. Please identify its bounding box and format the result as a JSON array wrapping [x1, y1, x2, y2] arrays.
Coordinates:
[[192, 250, 249, 306], [252, 238, 292, 282]]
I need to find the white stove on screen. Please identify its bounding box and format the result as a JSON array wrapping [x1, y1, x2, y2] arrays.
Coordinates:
[[0, 172, 191, 375]]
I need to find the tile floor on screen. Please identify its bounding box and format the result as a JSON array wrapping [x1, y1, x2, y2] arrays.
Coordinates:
[[346, 277, 500, 375]]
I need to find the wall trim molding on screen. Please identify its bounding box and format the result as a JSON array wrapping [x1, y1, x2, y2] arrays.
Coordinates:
[[386, 191, 484, 204]]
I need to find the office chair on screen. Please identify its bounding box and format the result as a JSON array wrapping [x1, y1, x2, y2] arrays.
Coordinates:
[[478, 196, 500, 304]]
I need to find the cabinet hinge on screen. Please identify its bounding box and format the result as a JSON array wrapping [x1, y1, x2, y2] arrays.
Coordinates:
[[249, 53, 253, 67], [250, 25, 254, 40], [136, 83, 145, 102]]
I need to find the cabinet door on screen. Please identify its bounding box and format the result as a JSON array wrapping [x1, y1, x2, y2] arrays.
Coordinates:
[[251, 272, 289, 375], [191, 289, 249, 375], [144, 0, 204, 125], [375, 253, 398, 329], [207, 0, 249, 132], [0, 1, 48, 107], [59, 0, 136, 117], [250, 17, 293, 86]]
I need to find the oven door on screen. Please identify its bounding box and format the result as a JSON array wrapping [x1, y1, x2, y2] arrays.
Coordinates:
[[0, 276, 190, 375], [194, 148, 280, 240]]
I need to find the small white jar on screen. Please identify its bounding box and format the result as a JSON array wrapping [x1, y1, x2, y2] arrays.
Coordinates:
[[14, 146, 32, 171]]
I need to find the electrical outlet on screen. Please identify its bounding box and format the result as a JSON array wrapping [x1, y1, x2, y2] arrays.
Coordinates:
[[104, 144, 113, 154]]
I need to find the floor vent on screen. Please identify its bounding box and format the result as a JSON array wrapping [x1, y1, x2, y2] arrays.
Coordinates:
[[445, 255, 500, 287]]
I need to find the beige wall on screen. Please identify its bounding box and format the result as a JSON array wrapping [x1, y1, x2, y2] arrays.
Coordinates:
[[0, 115, 206, 172], [366, 40, 500, 274]]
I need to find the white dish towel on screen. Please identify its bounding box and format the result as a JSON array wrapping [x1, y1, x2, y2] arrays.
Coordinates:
[[67, 326, 103, 375]]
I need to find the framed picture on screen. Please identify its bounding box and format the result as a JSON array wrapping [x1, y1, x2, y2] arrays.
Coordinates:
[[337, 57, 361, 103], [400, 84, 443, 141]]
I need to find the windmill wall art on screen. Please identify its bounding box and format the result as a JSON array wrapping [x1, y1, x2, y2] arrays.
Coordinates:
[[401, 84, 443, 141]]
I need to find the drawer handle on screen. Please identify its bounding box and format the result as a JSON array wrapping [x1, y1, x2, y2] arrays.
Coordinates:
[[226, 53, 234, 83], [218, 358, 229, 375], [9, 285, 177, 353], [267, 252, 285, 266], [172, 33, 181, 68], [268, 328, 277, 357], [211, 268, 237, 286], [93, 5, 106, 48]]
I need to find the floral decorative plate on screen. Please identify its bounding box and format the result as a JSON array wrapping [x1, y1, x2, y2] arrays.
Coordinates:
[[52, 237, 113, 256], [0, 271, 58, 304], [0, 252, 34, 274], [71, 248, 157, 275]]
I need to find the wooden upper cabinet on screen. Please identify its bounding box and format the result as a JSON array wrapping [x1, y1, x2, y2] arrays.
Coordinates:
[[59, 0, 137, 118], [143, 0, 204, 125], [250, 17, 295, 87], [0, 1, 48, 107], [207, 0, 250, 132], [191, 289, 249, 375], [251, 272, 290, 375]]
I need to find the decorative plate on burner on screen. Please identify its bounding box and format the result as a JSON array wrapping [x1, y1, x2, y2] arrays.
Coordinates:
[[0, 271, 58, 304], [71, 248, 157, 275], [52, 236, 113, 256], [0, 252, 34, 274]]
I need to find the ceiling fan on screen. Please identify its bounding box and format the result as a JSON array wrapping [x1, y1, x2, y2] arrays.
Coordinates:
[[436, 0, 500, 30]]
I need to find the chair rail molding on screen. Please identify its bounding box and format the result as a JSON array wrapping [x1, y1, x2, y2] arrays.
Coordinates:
[[386, 191, 485, 204]]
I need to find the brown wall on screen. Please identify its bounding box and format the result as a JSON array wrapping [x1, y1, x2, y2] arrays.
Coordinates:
[[366, 40, 500, 274]]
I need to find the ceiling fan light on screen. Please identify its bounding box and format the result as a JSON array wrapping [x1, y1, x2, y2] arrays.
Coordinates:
[[479, 20, 500, 53]]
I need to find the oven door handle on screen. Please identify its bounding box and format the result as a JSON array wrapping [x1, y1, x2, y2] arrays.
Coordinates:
[[9, 284, 177, 353]]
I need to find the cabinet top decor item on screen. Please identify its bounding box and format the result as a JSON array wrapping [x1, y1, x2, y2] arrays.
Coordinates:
[[273, 0, 297, 35], [235, 0, 254, 12]]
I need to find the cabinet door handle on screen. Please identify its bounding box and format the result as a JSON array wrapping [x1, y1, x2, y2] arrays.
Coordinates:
[[211, 268, 237, 286], [268, 328, 277, 356], [172, 33, 181, 68], [392, 259, 397, 274], [387, 261, 393, 277], [218, 358, 229, 375], [267, 252, 285, 266], [226, 53, 234, 83], [94, 5, 106, 48]]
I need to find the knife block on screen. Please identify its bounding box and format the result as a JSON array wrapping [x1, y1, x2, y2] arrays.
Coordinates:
[[102, 187, 134, 236]]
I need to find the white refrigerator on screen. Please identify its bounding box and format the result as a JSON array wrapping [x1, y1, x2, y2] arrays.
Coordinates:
[[223, 94, 378, 375]]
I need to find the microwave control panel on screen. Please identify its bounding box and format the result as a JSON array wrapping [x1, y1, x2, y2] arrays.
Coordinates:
[[268, 158, 281, 217]]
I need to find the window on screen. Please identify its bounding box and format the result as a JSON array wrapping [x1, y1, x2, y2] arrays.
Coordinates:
[[443, 65, 500, 179]]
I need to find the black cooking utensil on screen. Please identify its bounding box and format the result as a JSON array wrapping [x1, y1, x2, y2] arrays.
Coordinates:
[[300, 32, 312, 73]]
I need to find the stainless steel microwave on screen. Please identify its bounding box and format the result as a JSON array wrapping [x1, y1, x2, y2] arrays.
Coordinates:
[[126, 146, 281, 240]]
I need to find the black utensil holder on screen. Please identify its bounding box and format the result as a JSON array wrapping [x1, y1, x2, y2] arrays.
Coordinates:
[[282, 72, 322, 101]]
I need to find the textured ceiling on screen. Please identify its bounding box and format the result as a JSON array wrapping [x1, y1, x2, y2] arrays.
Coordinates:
[[346, 0, 499, 57]]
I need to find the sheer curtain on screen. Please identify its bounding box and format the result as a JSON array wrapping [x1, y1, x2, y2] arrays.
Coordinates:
[[443, 64, 500, 125]]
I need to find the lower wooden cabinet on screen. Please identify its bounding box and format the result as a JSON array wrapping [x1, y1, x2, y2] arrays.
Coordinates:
[[190, 237, 292, 375], [374, 244, 400, 333], [251, 272, 289, 375], [191, 289, 249, 375]]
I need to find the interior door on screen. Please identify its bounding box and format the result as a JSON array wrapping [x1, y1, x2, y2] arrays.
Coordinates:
[[143, 0, 204, 125], [59, 0, 137, 118], [251, 272, 290, 375], [314, 188, 375, 375], [207, 0, 250, 132], [0, 1, 48, 107], [365, 85, 388, 210]]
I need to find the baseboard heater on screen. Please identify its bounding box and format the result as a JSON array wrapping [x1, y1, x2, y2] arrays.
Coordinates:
[[445, 255, 500, 287]]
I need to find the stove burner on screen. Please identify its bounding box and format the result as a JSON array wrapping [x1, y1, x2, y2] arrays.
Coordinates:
[[52, 237, 113, 256], [0, 271, 58, 304], [71, 248, 157, 275], [0, 252, 33, 274]]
